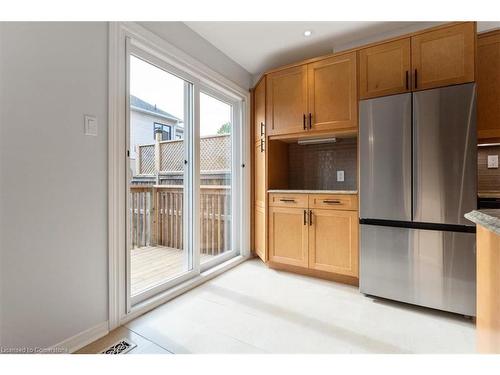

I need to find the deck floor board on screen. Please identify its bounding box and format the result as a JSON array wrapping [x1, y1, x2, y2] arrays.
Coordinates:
[[131, 246, 213, 296]]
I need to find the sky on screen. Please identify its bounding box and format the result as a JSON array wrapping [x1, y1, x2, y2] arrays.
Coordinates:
[[130, 55, 231, 136]]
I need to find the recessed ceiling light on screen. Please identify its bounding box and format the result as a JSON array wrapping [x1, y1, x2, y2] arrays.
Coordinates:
[[303, 30, 312, 37]]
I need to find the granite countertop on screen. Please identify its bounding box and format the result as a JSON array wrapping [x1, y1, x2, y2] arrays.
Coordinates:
[[465, 210, 500, 236], [267, 189, 358, 195]]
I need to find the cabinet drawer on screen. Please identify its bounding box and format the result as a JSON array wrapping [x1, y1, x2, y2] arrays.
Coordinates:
[[308, 194, 358, 211], [269, 193, 308, 208]]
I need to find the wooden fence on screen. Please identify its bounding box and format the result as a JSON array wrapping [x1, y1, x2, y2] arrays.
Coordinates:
[[130, 185, 231, 255]]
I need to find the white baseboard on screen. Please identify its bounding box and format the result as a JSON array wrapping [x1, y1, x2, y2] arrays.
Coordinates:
[[48, 321, 109, 354]]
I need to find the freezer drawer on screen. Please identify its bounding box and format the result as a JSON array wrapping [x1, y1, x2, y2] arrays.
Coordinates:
[[360, 224, 476, 316]]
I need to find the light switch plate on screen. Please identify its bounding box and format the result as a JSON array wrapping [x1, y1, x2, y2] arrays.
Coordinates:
[[488, 155, 498, 169], [337, 170, 345, 182], [84, 115, 98, 136]]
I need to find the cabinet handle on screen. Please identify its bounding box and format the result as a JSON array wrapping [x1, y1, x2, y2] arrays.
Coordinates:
[[414, 69, 418, 89], [309, 210, 313, 226], [405, 71, 409, 90], [309, 113, 312, 129], [304, 210, 307, 225], [260, 139, 264, 152], [323, 199, 341, 204], [279, 198, 296, 203], [303, 114, 306, 130], [260, 122, 265, 137]]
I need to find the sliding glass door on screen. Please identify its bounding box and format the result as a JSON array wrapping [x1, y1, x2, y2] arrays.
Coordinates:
[[127, 48, 195, 305], [126, 41, 242, 306], [198, 90, 240, 270]]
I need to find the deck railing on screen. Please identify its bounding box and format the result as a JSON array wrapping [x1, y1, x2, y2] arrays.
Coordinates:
[[130, 185, 231, 255]]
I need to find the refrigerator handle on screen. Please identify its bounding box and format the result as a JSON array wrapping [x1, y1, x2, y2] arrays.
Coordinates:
[[412, 97, 417, 221]]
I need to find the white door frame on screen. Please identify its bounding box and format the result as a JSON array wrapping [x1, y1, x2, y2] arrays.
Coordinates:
[[108, 22, 251, 329]]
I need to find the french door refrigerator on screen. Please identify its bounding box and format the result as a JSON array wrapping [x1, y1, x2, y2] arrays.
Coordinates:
[[359, 83, 477, 316]]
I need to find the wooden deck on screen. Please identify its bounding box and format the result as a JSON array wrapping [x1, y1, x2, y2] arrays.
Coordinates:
[[131, 246, 213, 296]]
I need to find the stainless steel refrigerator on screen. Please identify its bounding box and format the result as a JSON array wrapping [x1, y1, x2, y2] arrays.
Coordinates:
[[359, 83, 477, 316]]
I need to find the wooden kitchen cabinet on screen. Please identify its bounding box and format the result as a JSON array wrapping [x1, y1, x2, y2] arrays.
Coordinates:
[[254, 77, 266, 141], [254, 140, 267, 261], [266, 65, 308, 136], [267, 53, 357, 136], [358, 38, 411, 99], [268, 206, 309, 268], [253, 76, 267, 261], [307, 52, 357, 132], [308, 209, 358, 277], [411, 22, 475, 90], [477, 30, 500, 143], [268, 193, 359, 278]]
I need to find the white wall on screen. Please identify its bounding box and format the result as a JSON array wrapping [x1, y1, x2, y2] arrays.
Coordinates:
[[139, 22, 252, 90], [0, 22, 109, 350]]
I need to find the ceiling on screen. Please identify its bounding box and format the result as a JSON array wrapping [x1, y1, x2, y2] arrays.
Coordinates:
[[184, 22, 442, 77]]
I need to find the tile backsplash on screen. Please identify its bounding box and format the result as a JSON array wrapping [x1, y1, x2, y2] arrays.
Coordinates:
[[288, 138, 357, 191], [478, 145, 500, 192]]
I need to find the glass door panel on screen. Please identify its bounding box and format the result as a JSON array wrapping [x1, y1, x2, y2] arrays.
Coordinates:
[[128, 54, 192, 301], [199, 92, 234, 265]]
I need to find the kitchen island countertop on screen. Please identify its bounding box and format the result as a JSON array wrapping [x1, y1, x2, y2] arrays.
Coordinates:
[[465, 209, 500, 236]]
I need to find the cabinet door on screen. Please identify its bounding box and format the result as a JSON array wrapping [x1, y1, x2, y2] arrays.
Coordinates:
[[269, 206, 308, 268], [266, 65, 308, 136], [307, 52, 357, 132], [254, 204, 266, 261], [478, 30, 500, 142], [254, 77, 266, 141], [308, 209, 358, 276], [254, 140, 267, 261], [358, 38, 411, 99], [411, 22, 475, 90]]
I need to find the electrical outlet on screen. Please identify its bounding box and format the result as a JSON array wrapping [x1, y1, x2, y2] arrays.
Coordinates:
[[488, 155, 499, 169], [337, 170, 345, 182]]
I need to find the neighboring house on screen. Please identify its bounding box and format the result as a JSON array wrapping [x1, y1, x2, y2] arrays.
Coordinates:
[[130, 94, 183, 158]]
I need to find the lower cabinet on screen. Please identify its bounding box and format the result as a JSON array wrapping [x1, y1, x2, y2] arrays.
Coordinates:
[[268, 193, 359, 278], [268, 206, 309, 268], [308, 209, 358, 277], [254, 204, 267, 261]]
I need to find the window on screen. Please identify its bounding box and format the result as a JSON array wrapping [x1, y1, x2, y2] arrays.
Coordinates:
[[154, 122, 172, 141]]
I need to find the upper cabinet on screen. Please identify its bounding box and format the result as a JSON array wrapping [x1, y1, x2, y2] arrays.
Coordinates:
[[262, 22, 476, 135], [266, 65, 308, 136], [358, 38, 411, 99], [477, 30, 500, 143], [254, 77, 266, 141], [307, 52, 357, 133], [411, 22, 475, 90], [358, 22, 475, 99], [267, 52, 357, 136]]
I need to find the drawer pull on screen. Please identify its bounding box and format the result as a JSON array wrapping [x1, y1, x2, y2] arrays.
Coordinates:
[[323, 200, 342, 204], [279, 198, 296, 203]]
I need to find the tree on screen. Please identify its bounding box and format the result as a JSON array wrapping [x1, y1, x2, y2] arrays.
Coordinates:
[[216, 122, 231, 135]]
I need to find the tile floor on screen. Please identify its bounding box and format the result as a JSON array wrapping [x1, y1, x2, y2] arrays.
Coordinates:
[[80, 258, 476, 354]]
